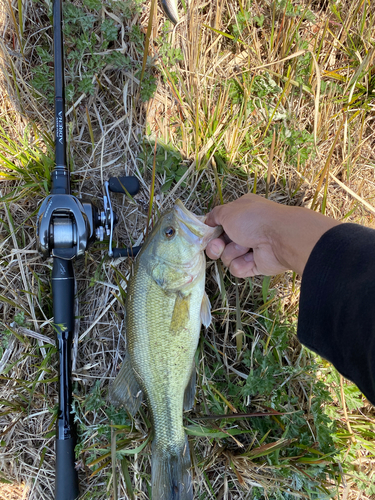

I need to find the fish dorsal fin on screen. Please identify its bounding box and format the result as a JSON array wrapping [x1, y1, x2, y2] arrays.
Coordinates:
[[170, 293, 191, 334], [108, 352, 143, 416], [183, 362, 196, 411], [200, 291, 212, 328]]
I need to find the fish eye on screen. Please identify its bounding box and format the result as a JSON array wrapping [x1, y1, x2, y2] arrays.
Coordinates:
[[164, 226, 176, 239]]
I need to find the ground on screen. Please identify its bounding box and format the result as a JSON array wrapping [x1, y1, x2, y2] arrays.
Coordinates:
[[0, 0, 375, 498]]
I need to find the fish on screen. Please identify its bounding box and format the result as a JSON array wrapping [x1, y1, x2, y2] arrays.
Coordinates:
[[110, 199, 222, 500], [161, 0, 179, 24]]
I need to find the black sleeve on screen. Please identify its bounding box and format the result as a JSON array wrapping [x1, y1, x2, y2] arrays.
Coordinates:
[[297, 223, 375, 405]]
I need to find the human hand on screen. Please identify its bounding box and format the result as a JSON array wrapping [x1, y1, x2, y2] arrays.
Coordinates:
[[205, 193, 340, 277]]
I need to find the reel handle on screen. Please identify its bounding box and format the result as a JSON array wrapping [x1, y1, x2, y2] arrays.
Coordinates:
[[111, 246, 142, 258], [107, 176, 142, 258]]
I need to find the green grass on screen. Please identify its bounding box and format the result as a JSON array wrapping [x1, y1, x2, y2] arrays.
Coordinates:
[[0, 119, 53, 200], [30, 0, 156, 104]]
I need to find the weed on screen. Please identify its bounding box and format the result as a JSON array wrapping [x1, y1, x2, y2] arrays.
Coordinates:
[[138, 140, 186, 191], [137, 68, 157, 102], [73, 380, 136, 483], [0, 120, 53, 200], [30, 0, 157, 105], [157, 22, 184, 83], [13, 311, 29, 328], [198, 300, 340, 497], [253, 74, 282, 99], [0, 330, 11, 359], [275, 0, 315, 20], [322, 367, 375, 496], [265, 124, 315, 168]]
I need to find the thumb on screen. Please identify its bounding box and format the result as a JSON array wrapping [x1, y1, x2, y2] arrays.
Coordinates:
[[205, 206, 223, 228]]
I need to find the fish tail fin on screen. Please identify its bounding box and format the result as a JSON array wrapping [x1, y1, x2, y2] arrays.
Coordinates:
[[151, 437, 193, 500]]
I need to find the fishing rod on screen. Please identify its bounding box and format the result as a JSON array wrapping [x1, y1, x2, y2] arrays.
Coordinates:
[[35, 0, 140, 497]]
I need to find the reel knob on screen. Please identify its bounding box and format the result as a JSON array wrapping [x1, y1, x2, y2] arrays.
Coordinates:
[[108, 176, 140, 195]]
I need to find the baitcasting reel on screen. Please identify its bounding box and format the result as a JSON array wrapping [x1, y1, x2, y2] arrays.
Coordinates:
[[36, 176, 141, 260]]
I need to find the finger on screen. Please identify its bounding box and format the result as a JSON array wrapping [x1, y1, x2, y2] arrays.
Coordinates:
[[206, 237, 226, 260], [220, 242, 250, 268], [205, 206, 223, 227], [229, 252, 260, 278]]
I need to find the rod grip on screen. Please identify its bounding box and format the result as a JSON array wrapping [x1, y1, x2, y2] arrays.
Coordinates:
[[52, 259, 78, 499], [52, 259, 74, 330], [108, 176, 140, 195], [55, 437, 80, 500]]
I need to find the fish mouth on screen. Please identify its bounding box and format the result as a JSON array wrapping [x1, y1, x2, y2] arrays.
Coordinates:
[[174, 199, 222, 249]]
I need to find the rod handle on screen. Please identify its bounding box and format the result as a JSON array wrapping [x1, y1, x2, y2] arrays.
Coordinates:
[[55, 437, 80, 500], [108, 176, 140, 195]]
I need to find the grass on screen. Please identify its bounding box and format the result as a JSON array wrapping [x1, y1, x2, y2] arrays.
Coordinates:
[[0, 0, 375, 498]]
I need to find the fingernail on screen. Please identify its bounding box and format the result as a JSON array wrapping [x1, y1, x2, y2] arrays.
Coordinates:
[[243, 253, 253, 262], [210, 243, 221, 257]]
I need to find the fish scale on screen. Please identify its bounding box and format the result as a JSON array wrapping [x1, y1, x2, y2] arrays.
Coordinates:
[[110, 200, 222, 500], [128, 261, 202, 449]]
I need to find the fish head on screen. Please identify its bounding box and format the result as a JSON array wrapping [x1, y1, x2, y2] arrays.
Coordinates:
[[140, 200, 222, 292]]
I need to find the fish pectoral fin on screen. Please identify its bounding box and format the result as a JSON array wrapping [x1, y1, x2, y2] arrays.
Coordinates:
[[170, 293, 191, 334], [200, 291, 212, 328], [108, 352, 143, 416], [183, 362, 196, 411]]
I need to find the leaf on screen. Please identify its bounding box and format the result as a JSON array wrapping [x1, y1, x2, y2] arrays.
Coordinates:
[[246, 438, 296, 459], [185, 424, 252, 439], [121, 457, 134, 500], [101, 19, 118, 42], [161, 179, 173, 192]]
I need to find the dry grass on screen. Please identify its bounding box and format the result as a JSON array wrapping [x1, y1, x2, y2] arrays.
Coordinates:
[[0, 0, 375, 498], [0, 483, 29, 499]]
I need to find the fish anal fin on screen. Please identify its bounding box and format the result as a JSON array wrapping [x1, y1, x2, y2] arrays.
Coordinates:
[[108, 352, 143, 416], [183, 363, 196, 411], [200, 291, 212, 328]]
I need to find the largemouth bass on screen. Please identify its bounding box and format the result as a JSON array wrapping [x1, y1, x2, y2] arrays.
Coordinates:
[[110, 200, 221, 500]]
